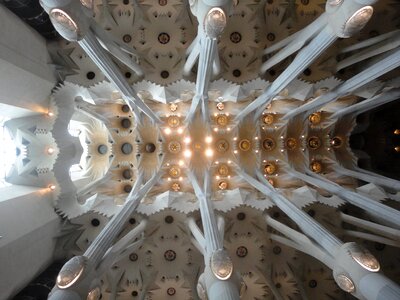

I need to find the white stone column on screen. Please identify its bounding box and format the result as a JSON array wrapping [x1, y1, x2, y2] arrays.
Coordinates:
[[282, 46, 400, 120], [79, 30, 159, 123], [236, 167, 342, 254], [330, 88, 400, 120], [0, 5, 56, 116], [267, 216, 400, 300], [187, 170, 240, 300], [48, 172, 161, 299], [340, 213, 400, 247], [333, 165, 400, 191], [186, 36, 216, 124], [0, 186, 60, 299], [290, 169, 400, 228], [235, 25, 337, 122]]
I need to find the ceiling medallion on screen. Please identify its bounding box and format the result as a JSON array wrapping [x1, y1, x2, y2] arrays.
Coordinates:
[[122, 169, 133, 179], [171, 182, 181, 192], [167, 287, 176, 296], [167, 115, 180, 127], [121, 143, 133, 155], [308, 136, 321, 150], [169, 166, 181, 178], [239, 139, 251, 151], [310, 161, 323, 173], [210, 249, 233, 280], [263, 138, 276, 151], [97, 144, 108, 155], [308, 112, 321, 125], [145, 143, 156, 153], [216, 102, 225, 111], [158, 32, 170, 44], [168, 141, 181, 154], [218, 180, 228, 190], [331, 136, 343, 148], [236, 246, 248, 258], [218, 164, 229, 176], [264, 162, 276, 175], [216, 139, 229, 153], [263, 114, 274, 125], [164, 249, 177, 261], [129, 253, 138, 261], [286, 138, 297, 150], [216, 114, 228, 126], [230, 31, 242, 43], [169, 103, 178, 112]]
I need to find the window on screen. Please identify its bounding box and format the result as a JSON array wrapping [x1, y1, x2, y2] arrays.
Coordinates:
[[68, 120, 83, 137], [0, 117, 17, 187]]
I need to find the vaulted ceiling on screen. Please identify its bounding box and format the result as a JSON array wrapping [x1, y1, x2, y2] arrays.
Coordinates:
[[2, 0, 400, 300]]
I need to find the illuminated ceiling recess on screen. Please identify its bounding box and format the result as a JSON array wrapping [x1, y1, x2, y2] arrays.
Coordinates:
[[6, 0, 399, 299]]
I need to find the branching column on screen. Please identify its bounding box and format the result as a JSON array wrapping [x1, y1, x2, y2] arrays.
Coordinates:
[[288, 169, 400, 228], [330, 88, 400, 119], [48, 171, 161, 300], [235, 166, 400, 300], [235, 25, 337, 122], [266, 217, 400, 300], [40, 0, 160, 124], [185, 3, 228, 124], [332, 165, 400, 191], [79, 30, 160, 123], [235, 167, 342, 254], [188, 170, 240, 300], [283, 46, 400, 120]]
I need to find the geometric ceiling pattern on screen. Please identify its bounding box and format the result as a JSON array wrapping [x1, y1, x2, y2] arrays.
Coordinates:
[[3, 0, 400, 299]]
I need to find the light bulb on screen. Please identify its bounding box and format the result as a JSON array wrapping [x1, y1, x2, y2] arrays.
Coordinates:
[[184, 149, 192, 158], [164, 128, 172, 135], [205, 148, 214, 157]]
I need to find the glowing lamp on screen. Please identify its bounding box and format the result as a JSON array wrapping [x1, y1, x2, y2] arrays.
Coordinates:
[[210, 249, 233, 280], [350, 247, 380, 272], [87, 287, 101, 300], [56, 256, 86, 289], [335, 274, 355, 293], [49, 9, 80, 41]]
